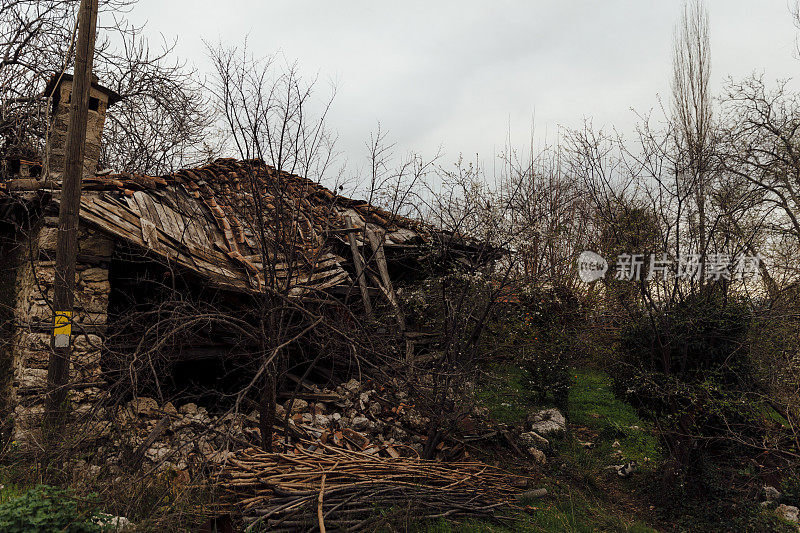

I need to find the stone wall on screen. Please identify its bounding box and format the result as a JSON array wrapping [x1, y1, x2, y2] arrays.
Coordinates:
[[0, 236, 23, 437], [10, 214, 114, 441]]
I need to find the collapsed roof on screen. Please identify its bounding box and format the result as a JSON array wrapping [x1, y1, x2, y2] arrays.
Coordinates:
[[0, 158, 450, 295]]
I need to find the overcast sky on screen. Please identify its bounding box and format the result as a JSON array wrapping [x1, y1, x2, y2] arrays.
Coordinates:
[[125, 1, 800, 178]]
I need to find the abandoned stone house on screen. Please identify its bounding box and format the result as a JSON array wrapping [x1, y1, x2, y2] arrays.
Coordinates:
[[0, 75, 476, 442]]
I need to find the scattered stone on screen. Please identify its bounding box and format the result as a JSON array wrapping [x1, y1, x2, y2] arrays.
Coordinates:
[[145, 445, 170, 462], [128, 397, 158, 417], [368, 402, 382, 417], [617, 461, 636, 478], [519, 431, 549, 450], [764, 485, 782, 502], [179, 403, 198, 415], [527, 447, 546, 465], [528, 408, 566, 438], [193, 407, 211, 424], [286, 399, 308, 414], [351, 416, 369, 430], [403, 410, 426, 432], [776, 504, 799, 524], [93, 513, 132, 531], [83, 373, 456, 473], [197, 439, 214, 457], [604, 462, 637, 478], [389, 425, 407, 440], [515, 488, 548, 500]]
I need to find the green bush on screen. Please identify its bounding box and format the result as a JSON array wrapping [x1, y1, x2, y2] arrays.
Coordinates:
[[747, 292, 800, 421], [0, 485, 102, 533], [619, 368, 784, 448], [484, 285, 582, 407], [616, 295, 774, 434], [611, 292, 800, 499], [781, 475, 800, 507], [620, 294, 753, 383], [519, 329, 572, 407]]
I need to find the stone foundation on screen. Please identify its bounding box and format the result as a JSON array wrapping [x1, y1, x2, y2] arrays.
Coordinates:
[[10, 215, 113, 440]]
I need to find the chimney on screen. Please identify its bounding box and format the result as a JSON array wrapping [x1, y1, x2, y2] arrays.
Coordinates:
[[43, 73, 121, 179]]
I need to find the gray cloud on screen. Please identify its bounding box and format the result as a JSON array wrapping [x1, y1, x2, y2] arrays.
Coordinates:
[[123, 0, 800, 176]]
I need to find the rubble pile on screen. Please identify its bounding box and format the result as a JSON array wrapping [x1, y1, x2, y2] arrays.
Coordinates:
[[296, 377, 433, 456], [92, 378, 440, 473]]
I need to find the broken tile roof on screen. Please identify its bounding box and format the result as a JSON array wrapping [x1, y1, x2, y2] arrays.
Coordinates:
[[1, 158, 434, 295]]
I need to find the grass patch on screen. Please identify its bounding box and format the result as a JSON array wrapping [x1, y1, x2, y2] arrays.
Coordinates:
[[408, 365, 665, 532], [567, 369, 662, 467], [475, 363, 542, 424], [475, 365, 662, 466], [0, 462, 38, 505], [410, 488, 657, 532]]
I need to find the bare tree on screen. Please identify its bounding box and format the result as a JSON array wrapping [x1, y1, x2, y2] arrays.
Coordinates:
[[360, 123, 440, 221], [719, 76, 800, 285], [672, 0, 713, 283], [0, 0, 214, 177], [207, 42, 339, 451], [98, 23, 216, 174], [501, 133, 591, 287]]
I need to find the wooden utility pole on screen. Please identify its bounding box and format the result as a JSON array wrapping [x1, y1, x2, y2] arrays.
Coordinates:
[[44, 0, 99, 432]]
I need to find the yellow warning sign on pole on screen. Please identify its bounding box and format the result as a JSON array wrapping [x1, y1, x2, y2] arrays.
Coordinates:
[[54, 311, 72, 335], [53, 311, 72, 347]]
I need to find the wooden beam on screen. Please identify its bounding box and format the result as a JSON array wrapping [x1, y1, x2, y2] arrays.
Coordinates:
[[365, 227, 416, 361], [128, 415, 171, 469], [365, 227, 406, 331], [346, 216, 373, 320]]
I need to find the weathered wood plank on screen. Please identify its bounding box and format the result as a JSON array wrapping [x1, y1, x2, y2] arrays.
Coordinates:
[[346, 216, 373, 319], [366, 227, 405, 331], [139, 192, 166, 233]]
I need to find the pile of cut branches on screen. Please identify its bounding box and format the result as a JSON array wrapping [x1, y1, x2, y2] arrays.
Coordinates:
[[217, 440, 532, 531]]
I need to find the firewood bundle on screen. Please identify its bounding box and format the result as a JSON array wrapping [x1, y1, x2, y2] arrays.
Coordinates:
[[218, 440, 531, 531]]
